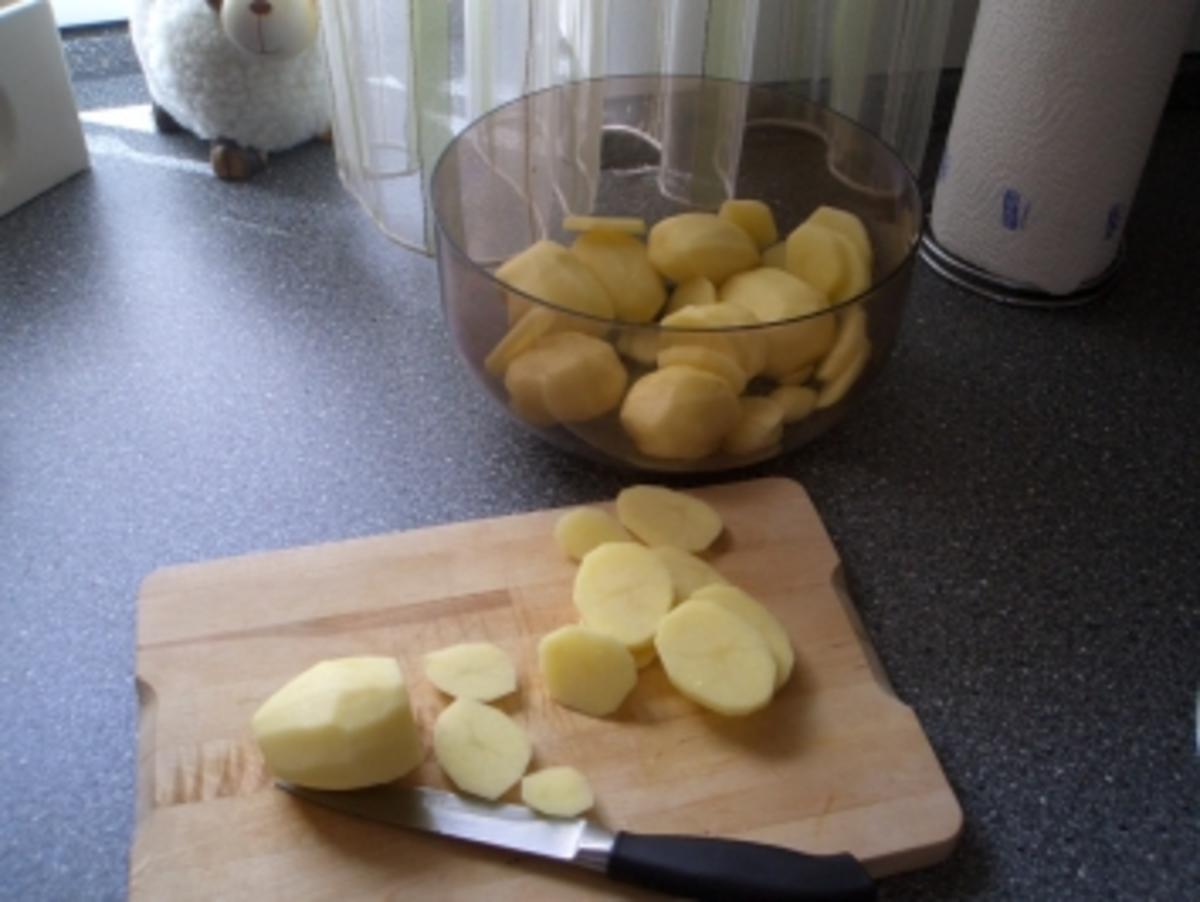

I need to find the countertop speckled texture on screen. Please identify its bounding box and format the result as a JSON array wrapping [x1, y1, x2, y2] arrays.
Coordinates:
[[2, 27, 1198, 902]]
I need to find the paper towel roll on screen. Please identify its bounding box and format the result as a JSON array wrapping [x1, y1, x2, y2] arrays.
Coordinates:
[[930, 0, 1196, 296]]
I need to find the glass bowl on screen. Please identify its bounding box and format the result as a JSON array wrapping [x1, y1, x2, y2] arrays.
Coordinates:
[[431, 76, 922, 472]]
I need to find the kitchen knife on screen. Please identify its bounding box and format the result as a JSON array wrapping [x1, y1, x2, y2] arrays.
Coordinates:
[[278, 781, 876, 901]]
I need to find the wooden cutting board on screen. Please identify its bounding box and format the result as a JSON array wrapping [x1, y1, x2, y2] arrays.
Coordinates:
[[131, 478, 961, 899]]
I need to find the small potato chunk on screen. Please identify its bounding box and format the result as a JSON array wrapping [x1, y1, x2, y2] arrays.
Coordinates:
[[615, 485, 723, 552], [656, 345, 748, 395], [651, 545, 729, 603], [718, 199, 778, 250], [495, 240, 614, 326], [433, 698, 532, 800], [664, 277, 718, 316], [554, 506, 631, 561], [655, 599, 777, 716], [620, 366, 741, 461], [504, 332, 627, 424], [563, 215, 647, 237], [805, 206, 872, 270], [423, 642, 517, 702], [691, 584, 794, 689], [720, 267, 834, 380], [252, 657, 423, 790], [761, 242, 788, 269], [785, 222, 846, 301], [574, 542, 674, 649], [816, 306, 868, 384], [647, 213, 760, 284], [521, 766, 595, 817], [660, 302, 766, 379], [723, 396, 784, 457], [770, 384, 818, 423], [570, 231, 666, 323], [539, 624, 638, 716]]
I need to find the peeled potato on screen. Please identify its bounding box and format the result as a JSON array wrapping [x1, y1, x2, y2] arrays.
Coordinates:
[[651, 545, 729, 603], [615, 485, 723, 552], [654, 599, 777, 716], [521, 766, 595, 817], [554, 507, 632, 561], [570, 231, 666, 323], [805, 206, 872, 270], [563, 215, 647, 236], [785, 222, 846, 300], [252, 657, 423, 790], [656, 345, 748, 394], [664, 277, 718, 315], [770, 384, 818, 423], [816, 340, 870, 410], [647, 213, 760, 284], [433, 698, 532, 800], [659, 302, 767, 379], [761, 242, 788, 269], [691, 584, 794, 689], [539, 624, 638, 716], [423, 642, 517, 702], [620, 365, 740, 461], [495, 239, 614, 326], [815, 305, 868, 384], [718, 199, 779, 250], [720, 267, 834, 381], [504, 332, 627, 424], [723, 396, 784, 457], [573, 542, 674, 649]]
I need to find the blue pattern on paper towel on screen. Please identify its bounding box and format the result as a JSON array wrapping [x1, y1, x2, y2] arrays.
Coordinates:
[[1105, 203, 1123, 240], [1002, 188, 1031, 231]]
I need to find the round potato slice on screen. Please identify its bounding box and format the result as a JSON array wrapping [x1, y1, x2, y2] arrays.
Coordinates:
[[815, 306, 868, 384], [691, 584, 795, 689], [816, 340, 871, 410], [664, 276, 718, 315], [539, 624, 638, 716], [647, 213, 760, 284], [784, 222, 846, 300], [830, 232, 871, 303], [804, 206, 872, 269], [720, 267, 835, 381], [563, 215, 647, 236], [521, 766, 595, 817], [570, 231, 666, 323], [504, 332, 628, 424], [660, 302, 767, 379], [723, 396, 784, 457], [495, 239, 615, 324], [484, 307, 560, 378], [656, 345, 748, 395], [654, 599, 777, 716], [423, 642, 517, 702], [770, 384, 818, 423], [554, 507, 632, 561], [620, 365, 741, 461], [615, 329, 660, 367], [573, 542, 674, 648], [615, 485, 723, 552], [651, 545, 729, 603], [433, 698, 532, 800], [718, 199, 779, 250]]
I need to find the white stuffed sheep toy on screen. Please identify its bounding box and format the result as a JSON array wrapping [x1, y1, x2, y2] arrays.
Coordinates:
[[130, 0, 331, 179]]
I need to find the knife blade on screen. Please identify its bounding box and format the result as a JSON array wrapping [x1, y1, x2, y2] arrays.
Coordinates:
[[277, 781, 876, 901]]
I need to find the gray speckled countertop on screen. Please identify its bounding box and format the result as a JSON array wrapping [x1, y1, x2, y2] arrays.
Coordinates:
[[2, 28, 1198, 902]]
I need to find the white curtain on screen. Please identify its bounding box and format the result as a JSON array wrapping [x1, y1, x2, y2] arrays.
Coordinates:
[[318, 0, 955, 253]]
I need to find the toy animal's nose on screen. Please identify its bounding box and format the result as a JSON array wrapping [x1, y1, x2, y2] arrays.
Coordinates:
[[249, 0, 272, 15]]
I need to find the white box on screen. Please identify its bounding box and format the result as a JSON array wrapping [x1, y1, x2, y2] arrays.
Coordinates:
[[0, 0, 90, 218]]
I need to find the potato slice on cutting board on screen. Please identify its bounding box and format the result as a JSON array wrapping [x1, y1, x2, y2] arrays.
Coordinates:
[[615, 485, 723, 552], [651, 545, 729, 603], [691, 584, 795, 689], [252, 656, 423, 790], [423, 642, 517, 702], [718, 199, 779, 250], [554, 507, 632, 561], [539, 624, 638, 716], [573, 542, 674, 649], [433, 698, 532, 800], [647, 212, 760, 284], [654, 599, 777, 716], [521, 766, 595, 817]]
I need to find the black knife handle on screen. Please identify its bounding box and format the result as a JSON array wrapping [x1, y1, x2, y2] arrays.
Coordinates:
[[607, 832, 876, 901]]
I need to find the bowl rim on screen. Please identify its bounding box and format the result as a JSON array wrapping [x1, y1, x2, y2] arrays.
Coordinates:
[[430, 74, 924, 334]]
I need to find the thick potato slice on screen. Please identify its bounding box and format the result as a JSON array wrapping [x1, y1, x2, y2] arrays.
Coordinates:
[[252, 657, 423, 790], [496, 239, 615, 325], [720, 267, 834, 380], [723, 396, 784, 457], [816, 340, 870, 410], [656, 345, 748, 395], [615, 329, 660, 367], [504, 332, 628, 424], [620, 365, 741, 461], [784, 222, 846, 300], [691, 584, 794, 688], [647, 213, 760, 284], [538, 624, 638, 716], [563, 215, 647, 236], [660, 302, 767, 379], [718, 199, 779, 250], [570, 231, 666, 323], [815, 306, 868, 384], [654, 599, 777, 716], [831, 232, 871, 302], [664, 276, 718, 315], [770, 384, 818, 423], [433, 698, 532, 800], [521, 766, 595, 817], [651, 545, 729, 603], [761, 242, 788, 269], [615, 485, 723, 552], [805, 206, 872, 269], [554, 506, 632, 561], [423, 642, 517, 702], [573, 542, 674, 648]]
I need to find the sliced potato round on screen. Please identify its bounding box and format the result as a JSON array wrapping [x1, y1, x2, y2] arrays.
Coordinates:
[[563, 215, 647, 236], [539, 624, 638, 716], [615, 485, 723, 552], [554, 507, 632, 562], [495, 239, 614, 324], [423, 642, 517, 702], [691, 584, 794, 688], [651, 545, 729, 603], [784, 222, 846, 300], [660, 302, 767, 379], [647, 212, 760, 284], [718, 199, 779, 250], [654, 599, 777, 716], [815, 306, 868, 384], [615, 329, 660, 367], [805, 206, 872, 270], [816, 340, 870, 410], [770, 384, 818, 423], [573, 542, 674, 648], [570, 230, 666, 323], [664, 276, 718, 316], [504, 332, 628, 424], [252, 657, 423, 791], [830, 232, 871, 303], [723, 396, 784, 457], [656, 345, 748, 395], [620, 365, 741, 461], [720, 267, 834, 381], [484, 307, 560, 377], [521, 766, 595, 817], [433, 698, 532, 800]]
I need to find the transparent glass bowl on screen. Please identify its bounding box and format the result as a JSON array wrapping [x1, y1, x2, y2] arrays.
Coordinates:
[[431, 76, 922, 472]]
